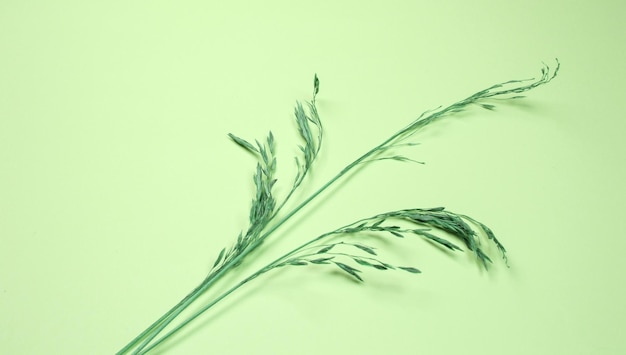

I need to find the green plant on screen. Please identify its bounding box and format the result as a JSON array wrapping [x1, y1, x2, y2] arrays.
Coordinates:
[[118, 61, 559, 354]]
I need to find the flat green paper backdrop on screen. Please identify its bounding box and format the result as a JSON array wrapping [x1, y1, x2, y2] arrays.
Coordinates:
[[1, 1, 625, 354]]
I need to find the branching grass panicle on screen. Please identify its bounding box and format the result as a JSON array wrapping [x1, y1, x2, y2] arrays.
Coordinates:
[[118, 61, 559, 354]]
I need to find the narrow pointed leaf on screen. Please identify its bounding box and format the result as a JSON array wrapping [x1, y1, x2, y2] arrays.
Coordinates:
[[424, 207, 445, 212], [228, 133, 259, 154], [313, 74, 319, 95], [353, 244, 377, 255], [353, 258, 373, 267], [334, 262, 363, 282], [398, 266, 421, 274], [317, 245, 335, 254], [371, 219, 384, 228], [289, 260, 308, 266], [415, 230, 463, 251], [213, 248, 226, 268], [389, 230, 404, 238], [309, 257, 335, 264], [398, 266, 422, 274]]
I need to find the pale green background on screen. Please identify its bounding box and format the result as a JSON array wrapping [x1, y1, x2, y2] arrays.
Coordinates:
[[1, 1, 625, 354]]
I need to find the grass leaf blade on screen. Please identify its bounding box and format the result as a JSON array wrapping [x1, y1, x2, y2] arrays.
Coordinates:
[[334, 262, 364, 282], [228, 133, 259, 154]]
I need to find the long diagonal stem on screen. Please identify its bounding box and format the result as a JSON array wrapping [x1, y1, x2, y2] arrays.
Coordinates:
[[136, 230, 337, 354]]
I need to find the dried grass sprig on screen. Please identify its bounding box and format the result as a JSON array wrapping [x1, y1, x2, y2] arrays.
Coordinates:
[[118, 61, 559, 354]]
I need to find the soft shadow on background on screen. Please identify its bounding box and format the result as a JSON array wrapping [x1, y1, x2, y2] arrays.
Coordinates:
[[1, 1, 625, 354]]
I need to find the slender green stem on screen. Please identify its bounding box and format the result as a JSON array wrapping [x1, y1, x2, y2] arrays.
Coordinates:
[[126, 236, 266, 354], [137, 227, 340, 354], [136, 270, 266, 354], [116, 271, 219, 354]]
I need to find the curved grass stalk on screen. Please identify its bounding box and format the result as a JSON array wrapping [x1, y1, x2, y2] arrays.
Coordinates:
[[118, 61, 559, 354], [132, 204, 511, 354]]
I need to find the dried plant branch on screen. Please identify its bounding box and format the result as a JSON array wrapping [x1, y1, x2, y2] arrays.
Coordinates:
[[118, 60, 559, 354]]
